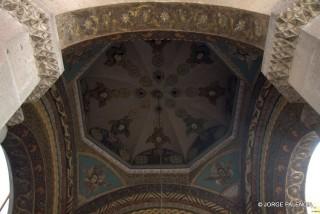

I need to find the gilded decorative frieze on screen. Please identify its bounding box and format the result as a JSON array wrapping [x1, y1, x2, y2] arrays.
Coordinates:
[[56, 3, 268, 49]]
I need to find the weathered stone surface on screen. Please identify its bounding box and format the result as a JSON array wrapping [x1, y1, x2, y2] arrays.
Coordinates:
[[290, 16, 320, 114], [262, 0, 320, 103], [1, 0, 64, 102], [0, 11, 38, 130]]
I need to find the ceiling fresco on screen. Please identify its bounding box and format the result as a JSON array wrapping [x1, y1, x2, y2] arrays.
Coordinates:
[[193, 150, 241, 202], [77, 40, 239, 167], [78, 154, 124, 202]]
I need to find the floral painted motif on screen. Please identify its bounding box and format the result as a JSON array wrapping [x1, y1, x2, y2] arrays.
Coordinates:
[[83, 82, 113, 111], [104, 44, 141, 78], [57, 3, 268, 50], [184, 116, 206, 135], [110, 116, 132, 137], [146, 127, 171, 149], [82, 81, 132, 112], [194, 151, 240, 194], [199, 81, 225, 105], [79, 155, 124, 200], [176, 109, 206, 135], [104, 45, 126, 66], [187, 43, 213, 64]]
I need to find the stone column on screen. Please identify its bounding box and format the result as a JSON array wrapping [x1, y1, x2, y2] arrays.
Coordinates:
[[0, 125, 7, 144]]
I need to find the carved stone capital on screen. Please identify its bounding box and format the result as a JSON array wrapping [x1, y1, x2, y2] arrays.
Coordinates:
[[0, 0, 64, 102], [262, 0, 320, 102]]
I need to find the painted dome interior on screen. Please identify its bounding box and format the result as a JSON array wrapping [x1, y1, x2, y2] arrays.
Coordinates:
[[78, 40, 239, 167]]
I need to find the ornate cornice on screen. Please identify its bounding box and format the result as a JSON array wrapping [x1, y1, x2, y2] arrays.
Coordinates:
[[262, 0, 320, 102], [1, 0, 63, 102]]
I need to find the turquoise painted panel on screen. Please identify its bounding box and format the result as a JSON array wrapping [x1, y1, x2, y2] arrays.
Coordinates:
[[194, 151, 240, 193], [79, 154, 123, 199]]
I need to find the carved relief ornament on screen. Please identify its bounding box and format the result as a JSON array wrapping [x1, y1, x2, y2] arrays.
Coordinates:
[[262, 0, 320, 102], [1, 0, 64, 102], [56, 3, 269, 49]]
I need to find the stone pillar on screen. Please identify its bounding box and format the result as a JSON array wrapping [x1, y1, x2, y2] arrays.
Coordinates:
[[0, 10, 38, 130], [0, 125, 7, 144], [290, 16, 320, 115], [0, 0, 64, 131], [261, 0, 320, 112]]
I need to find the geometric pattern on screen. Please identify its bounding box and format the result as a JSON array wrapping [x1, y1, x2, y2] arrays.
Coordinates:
[[76, 184, 237, 213]]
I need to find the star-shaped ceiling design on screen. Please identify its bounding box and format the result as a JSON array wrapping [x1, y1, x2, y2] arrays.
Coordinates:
[[77, 40, 242, 167]]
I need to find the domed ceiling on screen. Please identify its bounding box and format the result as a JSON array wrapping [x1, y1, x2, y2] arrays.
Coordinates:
[[77, 39, 240, 167]]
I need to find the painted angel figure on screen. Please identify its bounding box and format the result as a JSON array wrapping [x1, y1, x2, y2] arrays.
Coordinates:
[[206, 161, 233, 185], [84, 166, 109, 192]]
